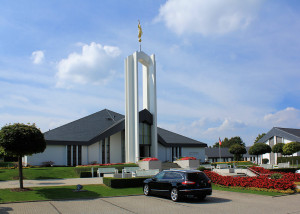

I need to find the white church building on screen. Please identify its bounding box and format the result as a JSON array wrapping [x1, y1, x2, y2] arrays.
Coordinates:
[[24, 51, 207, 166]]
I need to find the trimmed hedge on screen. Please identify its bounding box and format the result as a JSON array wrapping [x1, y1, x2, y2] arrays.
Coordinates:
[[103, 177, 150, 188], [270, 168, 300, 173], [278, 156, 300, 164]]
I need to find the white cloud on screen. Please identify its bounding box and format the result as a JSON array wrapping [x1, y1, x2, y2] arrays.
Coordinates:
[[263, 107, 300, 128], [31, 50, 44, 64], [156, 0, 262, 36], [55, 42, 121, 88]]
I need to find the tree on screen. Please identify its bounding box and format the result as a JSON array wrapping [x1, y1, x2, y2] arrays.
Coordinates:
[[0, 123, 46, 189], [282, 142, 300, 156], [272, 143, 285, 154], [229, 144, 247, 161], [248, 143, 271, 163], [254, 133, 266, 144], [213, 137, 245, 148]]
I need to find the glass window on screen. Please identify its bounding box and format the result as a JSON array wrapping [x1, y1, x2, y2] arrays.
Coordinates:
[[78, 145, 82, 165], [67, 145, 71, 166], [154, 171, 165, 180], [276, 136, 283, 143], [139, 123, 151, 145]]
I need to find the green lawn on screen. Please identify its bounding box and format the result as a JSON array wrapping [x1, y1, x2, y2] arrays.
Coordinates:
[[0, 164, 138, 181], [212, 184, 285, 196], [0, 185, 143, 203], [0, 167, 78, 181]]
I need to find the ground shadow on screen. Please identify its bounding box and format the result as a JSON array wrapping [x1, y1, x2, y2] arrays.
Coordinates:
[[149, 194, 231, 204], [38, 182, 65, 185], [179, 196, 232, 204], [0, 207, 13, 214], [35, 176, 60, 180], [35, 187, 101, 200]]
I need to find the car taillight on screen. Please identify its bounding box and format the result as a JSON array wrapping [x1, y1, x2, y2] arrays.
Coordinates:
[[182, 181, 196, 185]]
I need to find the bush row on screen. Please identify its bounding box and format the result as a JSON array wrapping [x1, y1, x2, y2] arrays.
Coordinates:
[[278, 156, 300, 164], [103, 177, 150, 188], [270, 168, 300, 173]]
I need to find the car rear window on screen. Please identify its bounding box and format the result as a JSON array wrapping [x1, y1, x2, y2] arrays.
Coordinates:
[[187, 172, 209, 182]]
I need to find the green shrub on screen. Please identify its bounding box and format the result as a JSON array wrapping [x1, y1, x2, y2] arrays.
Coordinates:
[[262, 158, 269, 164], [270, 173, 283, 179], [0, 162, 15, 167], [270, 168, 300, 173], [197, 166, 206, 171], [103, 177, 150, 188], [277, 156, 300, 164]]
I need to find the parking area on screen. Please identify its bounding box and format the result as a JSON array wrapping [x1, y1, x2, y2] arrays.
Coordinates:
[[1, 190, 300, 214]]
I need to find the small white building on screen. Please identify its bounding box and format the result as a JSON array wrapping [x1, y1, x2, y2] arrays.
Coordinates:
[[24, 109, 207, 166], [258, 127, 300, 164]]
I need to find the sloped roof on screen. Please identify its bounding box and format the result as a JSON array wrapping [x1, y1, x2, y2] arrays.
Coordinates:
[[157, 127, 206, 147], [205, 146, 255, 158], [257, 127, 300, 143], [45, 109, 207, 147], [205, 148, 233, 158], [45, 109, 124, 145]]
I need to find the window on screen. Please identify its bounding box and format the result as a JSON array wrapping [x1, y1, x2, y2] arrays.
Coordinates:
[[106, 137, 110, 163], [102, 140, 105, 164], [67, 145, 71, 166], [73, 146, 77, 166], [78, 145, 82, 165], [269, 137, 274, 146], [276, 136, 283, 143], [154, 171, 165, 180], [139, 123, 151, 145]]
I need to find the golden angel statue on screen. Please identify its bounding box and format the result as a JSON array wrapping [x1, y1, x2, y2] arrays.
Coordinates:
[[138, 20, 143, 42]]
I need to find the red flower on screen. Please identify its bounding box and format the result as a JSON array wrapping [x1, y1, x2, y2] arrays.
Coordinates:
[[179, 157, 196, 160], [141, 157, 159, 161]]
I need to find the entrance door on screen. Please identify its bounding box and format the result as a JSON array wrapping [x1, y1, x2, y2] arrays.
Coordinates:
[[140, 145, 151, 159]]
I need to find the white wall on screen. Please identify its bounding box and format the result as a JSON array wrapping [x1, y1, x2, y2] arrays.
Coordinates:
[[26, 145, 66, 166], [81, 145, 88, 165], [110, 132, 122, 163], [88, 141, 101, 164], [182, 147, 205, 162]]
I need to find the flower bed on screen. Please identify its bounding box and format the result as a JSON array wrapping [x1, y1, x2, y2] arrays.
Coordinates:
[[141, 157, 159, 161], [178, 157, 196, 160], [204, 170, 296, 191], [250, 166, 300, 182], [77, 163, 125, 167]]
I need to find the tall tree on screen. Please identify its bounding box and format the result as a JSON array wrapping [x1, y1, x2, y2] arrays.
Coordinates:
[[213, 137, 244, 148], [0, 123, 46, 189], [283, 142, 300, 156], [229, 144, 247, 161], [254, 133, 266, 144], [248, 143, 271, 163]]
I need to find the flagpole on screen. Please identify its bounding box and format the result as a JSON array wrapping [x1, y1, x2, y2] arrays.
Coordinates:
[[219, 137, 222, 162]]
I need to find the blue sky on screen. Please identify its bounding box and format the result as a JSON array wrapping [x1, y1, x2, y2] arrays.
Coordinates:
[[1, 0, 300, 146]]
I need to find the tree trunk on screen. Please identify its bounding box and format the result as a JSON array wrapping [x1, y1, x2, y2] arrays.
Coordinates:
[[18, 156, 23, 189]]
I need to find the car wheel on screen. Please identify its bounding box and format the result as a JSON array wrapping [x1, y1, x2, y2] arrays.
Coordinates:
[[170, 188, 180, 202], [144, 184, 151, 196], [197, 194, 206, 200]]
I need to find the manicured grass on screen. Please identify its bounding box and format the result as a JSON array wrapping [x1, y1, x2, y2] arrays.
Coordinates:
[[212, 184, 285, 196], [0, 185, 143, 203], [0, 167, 78, 181]]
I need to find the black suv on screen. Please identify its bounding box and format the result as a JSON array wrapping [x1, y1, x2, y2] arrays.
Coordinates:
[[143, 169, 212, 202]]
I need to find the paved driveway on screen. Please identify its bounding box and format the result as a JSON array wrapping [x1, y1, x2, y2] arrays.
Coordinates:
[[1, 191, 300, 214]]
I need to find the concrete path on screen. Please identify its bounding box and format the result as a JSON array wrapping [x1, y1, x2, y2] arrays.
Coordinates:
[[0, 177, 103, 189]]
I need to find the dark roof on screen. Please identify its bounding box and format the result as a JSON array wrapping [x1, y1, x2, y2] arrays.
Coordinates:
[[157, 127, 206, 147], [205, 147, 255, 158], [45, 109, 207, 147], [45, 109, 124, 145], [257, 127, 300, 143], [205, 148, 233, 158]]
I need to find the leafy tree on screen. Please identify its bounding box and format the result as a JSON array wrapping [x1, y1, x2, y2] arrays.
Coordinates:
[[228, 136, 245, 147], [282, 142, 300, 156], [272, 143, 285, 154], [229, 144, 247, 161], [213, 137, 245, 148], [248, 143, 271, 163], [254, 133, 266, 144], [0, 123, 46, 189]]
